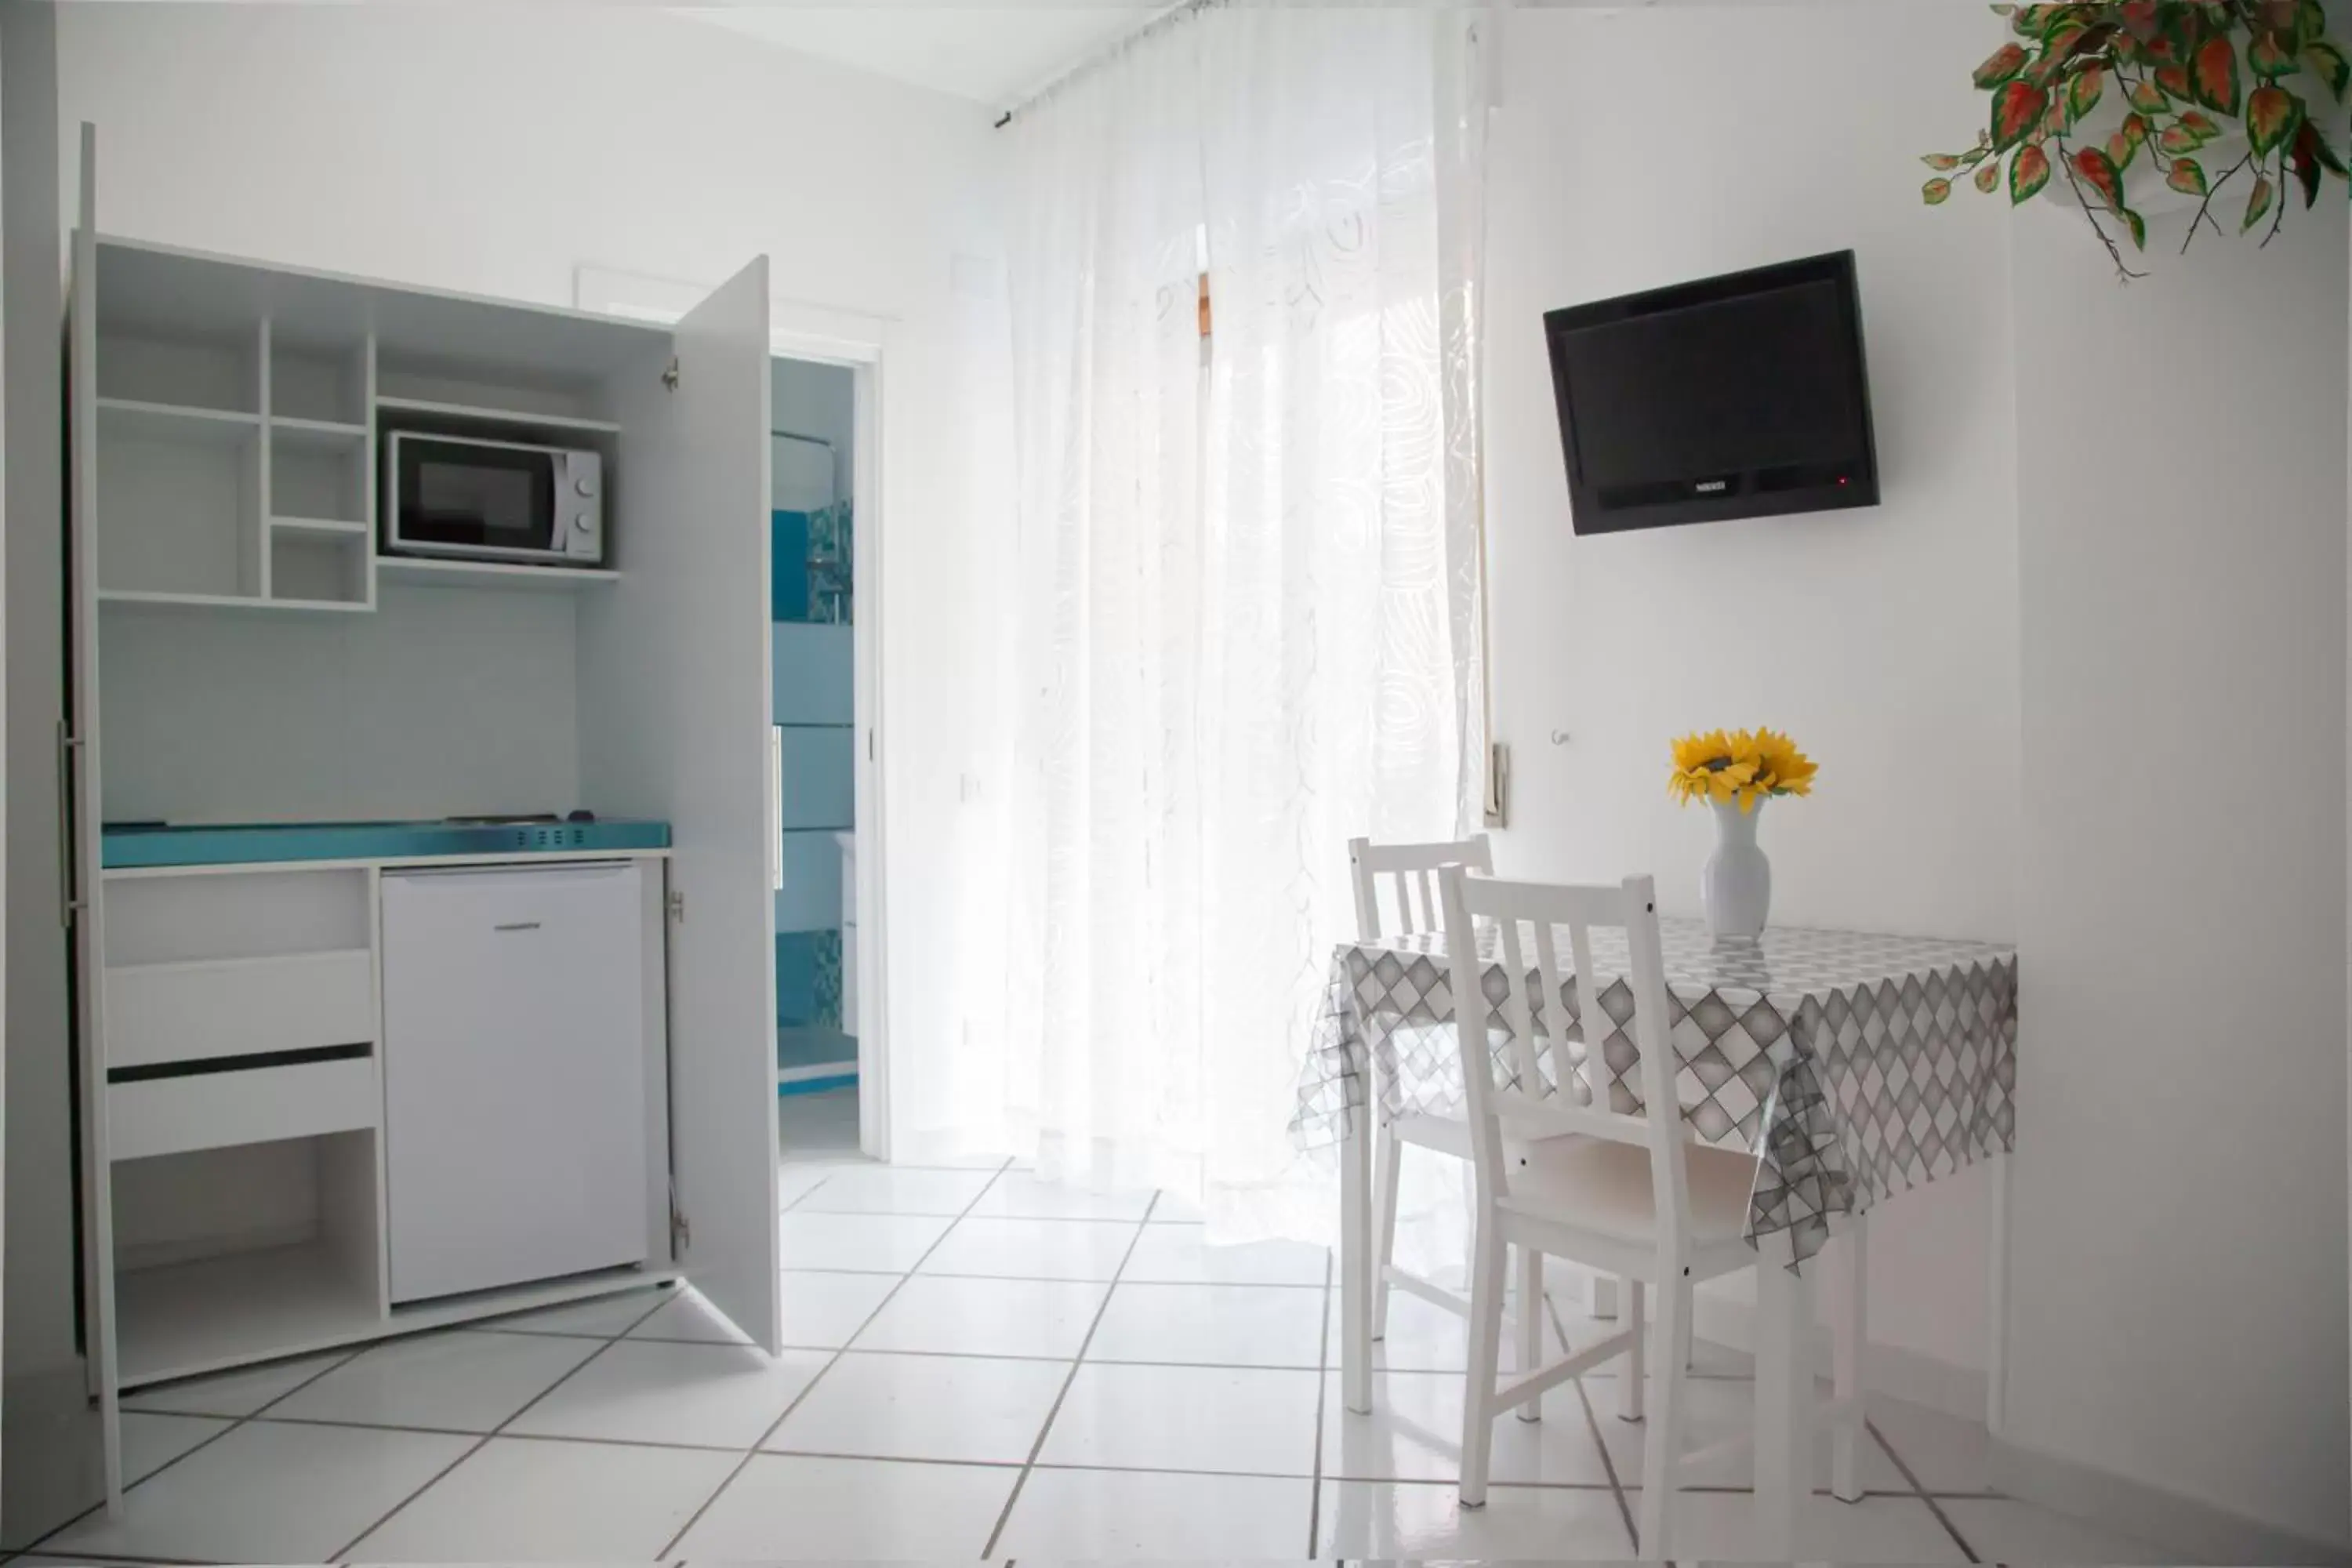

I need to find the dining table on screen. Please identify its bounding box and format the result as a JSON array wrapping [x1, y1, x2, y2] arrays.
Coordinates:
[[1290, 913, 2020, 1558]]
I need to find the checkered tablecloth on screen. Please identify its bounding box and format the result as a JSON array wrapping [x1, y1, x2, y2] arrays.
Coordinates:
[[1290, 918, 2018, 1272]]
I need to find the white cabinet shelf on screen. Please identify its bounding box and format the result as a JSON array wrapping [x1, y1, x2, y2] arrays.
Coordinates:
[[270, 515, 369, 538], [270, 416, 368, 449], [97, 589, 372, 615], [96, 397, 262, 443], [375, 394, 621, 435], [116, 1237, 383, 1387], [376, 555, 619, 590]]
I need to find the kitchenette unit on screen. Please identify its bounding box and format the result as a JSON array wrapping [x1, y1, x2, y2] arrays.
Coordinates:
[[65, 130, 786, 1511]]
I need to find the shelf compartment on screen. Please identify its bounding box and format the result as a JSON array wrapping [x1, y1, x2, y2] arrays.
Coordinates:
[[270, 530, 369, 607], [103, 866, 372, 967], [96, 325, 260, 419], [105, 949, 375, 1072], [270, 336, 369, 426], [109, 1052, 378, 1162], [270, 426, 366, 525], [376, 554, 619, 590], [115, 1236, 382, 1387], [96, 401, 264, 601]]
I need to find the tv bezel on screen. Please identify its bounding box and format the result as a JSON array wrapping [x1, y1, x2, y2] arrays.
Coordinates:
[[1544, 249, 1880, 536]]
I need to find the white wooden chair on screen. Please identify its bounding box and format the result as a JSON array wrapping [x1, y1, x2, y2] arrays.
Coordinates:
[[1346, 836, 1497, 1340], [1439, 866, 1797, 1559]]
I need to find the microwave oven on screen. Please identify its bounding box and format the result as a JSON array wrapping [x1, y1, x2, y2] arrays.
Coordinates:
[[384, 431, 604, 566]]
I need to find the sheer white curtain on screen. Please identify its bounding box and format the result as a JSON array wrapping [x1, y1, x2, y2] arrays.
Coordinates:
[[934, 4, 1486, 1240]]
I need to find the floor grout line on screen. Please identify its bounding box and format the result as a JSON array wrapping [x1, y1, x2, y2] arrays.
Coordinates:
[[1553, 1287, 1639, 1552], [17, 1340, 371, 1559], [652, 1156, 1014, 1558], [1866, 1413, 1981, 1563], [328, 1282, 678, 1561], [978, 1189, 1161, 1558]]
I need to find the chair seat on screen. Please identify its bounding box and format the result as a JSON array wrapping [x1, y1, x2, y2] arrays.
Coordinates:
[[1497, 1137, 1757, 1249]]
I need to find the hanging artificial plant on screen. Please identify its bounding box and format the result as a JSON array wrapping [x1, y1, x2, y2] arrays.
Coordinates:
[[1922, 2, 2352, 278]]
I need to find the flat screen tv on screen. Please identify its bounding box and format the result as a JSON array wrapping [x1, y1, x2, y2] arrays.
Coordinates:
[[1544, 250, 1878, 535]]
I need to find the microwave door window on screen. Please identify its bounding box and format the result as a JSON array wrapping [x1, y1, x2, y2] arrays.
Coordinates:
[[403, 443, 555, 551]]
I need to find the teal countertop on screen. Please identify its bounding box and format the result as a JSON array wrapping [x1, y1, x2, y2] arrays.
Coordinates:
[[102, 818, 671, 869]]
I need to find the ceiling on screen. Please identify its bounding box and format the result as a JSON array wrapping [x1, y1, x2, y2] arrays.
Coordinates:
[[679, 5, 1163, 110]]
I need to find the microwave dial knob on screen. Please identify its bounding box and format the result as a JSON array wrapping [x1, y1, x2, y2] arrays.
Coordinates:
[[574, 477, 596, 497], [572, 514, 593, 534]]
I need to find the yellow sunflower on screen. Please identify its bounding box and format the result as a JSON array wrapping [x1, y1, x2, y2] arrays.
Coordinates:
[[1668, 727, 1817, 811], [1667, 729, 1760, 808], [1751, 728, 1818, 798]]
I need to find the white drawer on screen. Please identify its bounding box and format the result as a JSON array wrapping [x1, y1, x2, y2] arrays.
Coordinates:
[[109, 1055, 379, 1162], [106, 949, 374, 1071]]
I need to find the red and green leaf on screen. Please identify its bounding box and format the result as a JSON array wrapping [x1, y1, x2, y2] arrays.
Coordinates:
[[1922, 152, 1964, 170], [2295, 117, 2350, 175], [1991, 80, 2050, 150], [2072, 145, 2123, 209], [2176, 108, 2223, 143], [2042, 93, 2072, 135], [2158, 120, 2201, 152], [2155, 63, 2195, 100], [2167, 155, 2209, 194], [2118, 0, 2162, 40], [2118, 205, 2147, 249], [2243, 172, 2276, 228], [2107, 117, 2145, 170], [2303, 40, 2350, 101], [2245, 83, 2303, 154], [2292, 140, 2323, 205], [2009, 142, 2053, 202], [2067, 63, 2106, 119], [2192, 34, 2242, 114], [1922, 176, 1953, 206], [2254, 30, 2299, 78], [2296, 0, 2326, 44], [1975, 157, 2003, 193], [2129, 78, 2169, 112], [1975, 41, 2031, 88]]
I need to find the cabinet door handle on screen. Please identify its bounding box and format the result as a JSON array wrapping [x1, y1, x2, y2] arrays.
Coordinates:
[[57, 722, 83, 926], [492, 920, 542, 933]]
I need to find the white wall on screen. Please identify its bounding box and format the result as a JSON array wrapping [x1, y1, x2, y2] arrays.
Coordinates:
[[1483, 3, 2017, 1386], [2009, 197, 2350, 1547], [57, 2, 1013, 1127]]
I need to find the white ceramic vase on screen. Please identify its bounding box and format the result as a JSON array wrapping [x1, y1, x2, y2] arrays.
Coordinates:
[[1703, 799, 1771, 940]]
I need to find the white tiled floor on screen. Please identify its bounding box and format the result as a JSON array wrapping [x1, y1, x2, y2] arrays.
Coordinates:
[[31, 1100, 2182, 1563]]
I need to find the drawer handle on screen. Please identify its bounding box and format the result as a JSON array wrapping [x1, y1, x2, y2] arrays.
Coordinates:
[[493, 920, 543, 932]]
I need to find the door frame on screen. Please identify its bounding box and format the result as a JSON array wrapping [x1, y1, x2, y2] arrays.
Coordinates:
[[574, 267, 892, 1163]]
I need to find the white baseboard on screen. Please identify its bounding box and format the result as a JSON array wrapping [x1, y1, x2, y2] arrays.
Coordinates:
[[1988, 1432, 2352, 1567], [1682, 1287, 1989, 1421]]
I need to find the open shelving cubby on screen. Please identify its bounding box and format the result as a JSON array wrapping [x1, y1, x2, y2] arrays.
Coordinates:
[[102, 868, 387, 1386]]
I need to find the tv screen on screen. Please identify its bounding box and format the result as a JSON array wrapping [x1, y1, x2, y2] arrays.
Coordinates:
[[1545, 251, 1878, 535]]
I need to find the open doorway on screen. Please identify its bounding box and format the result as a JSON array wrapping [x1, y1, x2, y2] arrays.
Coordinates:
[[770, 354, 862, 1162]]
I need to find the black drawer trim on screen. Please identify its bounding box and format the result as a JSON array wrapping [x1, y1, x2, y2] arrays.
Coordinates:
[[109, 1040, 372, 1084]]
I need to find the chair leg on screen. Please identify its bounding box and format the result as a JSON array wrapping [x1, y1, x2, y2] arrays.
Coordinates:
[[1456, 1213, 1509, 1508], [1514, 1244, 1544, 1421], [1831, 1218, 1869, 1502], [1371, 1123, 1403, 1341], [1635, 1275, 1689, 1560], [1617, 1276, 1646, 1421]]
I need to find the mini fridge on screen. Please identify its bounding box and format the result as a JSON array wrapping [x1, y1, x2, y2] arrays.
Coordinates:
[[380, 862, 650, 1303]]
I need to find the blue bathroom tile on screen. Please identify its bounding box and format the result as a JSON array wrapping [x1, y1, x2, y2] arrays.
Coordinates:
[[779, 727, 855, 832], [774, 830, 844, 934], [772, 623, 854, 725]]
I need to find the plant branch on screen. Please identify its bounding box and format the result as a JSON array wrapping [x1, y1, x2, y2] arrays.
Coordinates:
[[2181, 148, 2256, 252], [2054, 132, 2148, 281]]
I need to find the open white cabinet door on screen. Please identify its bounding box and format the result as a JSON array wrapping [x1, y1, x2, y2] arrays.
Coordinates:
[[66, 123, 122, 1507], [581, 258, 781, 1352]]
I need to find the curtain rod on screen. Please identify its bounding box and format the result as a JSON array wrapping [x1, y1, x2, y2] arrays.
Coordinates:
[[993, 0, 1209, 128]]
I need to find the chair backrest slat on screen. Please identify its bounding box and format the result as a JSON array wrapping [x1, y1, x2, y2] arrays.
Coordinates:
[[1347, 834, 1494, 942], [1439, 867, 1692, 1260]]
